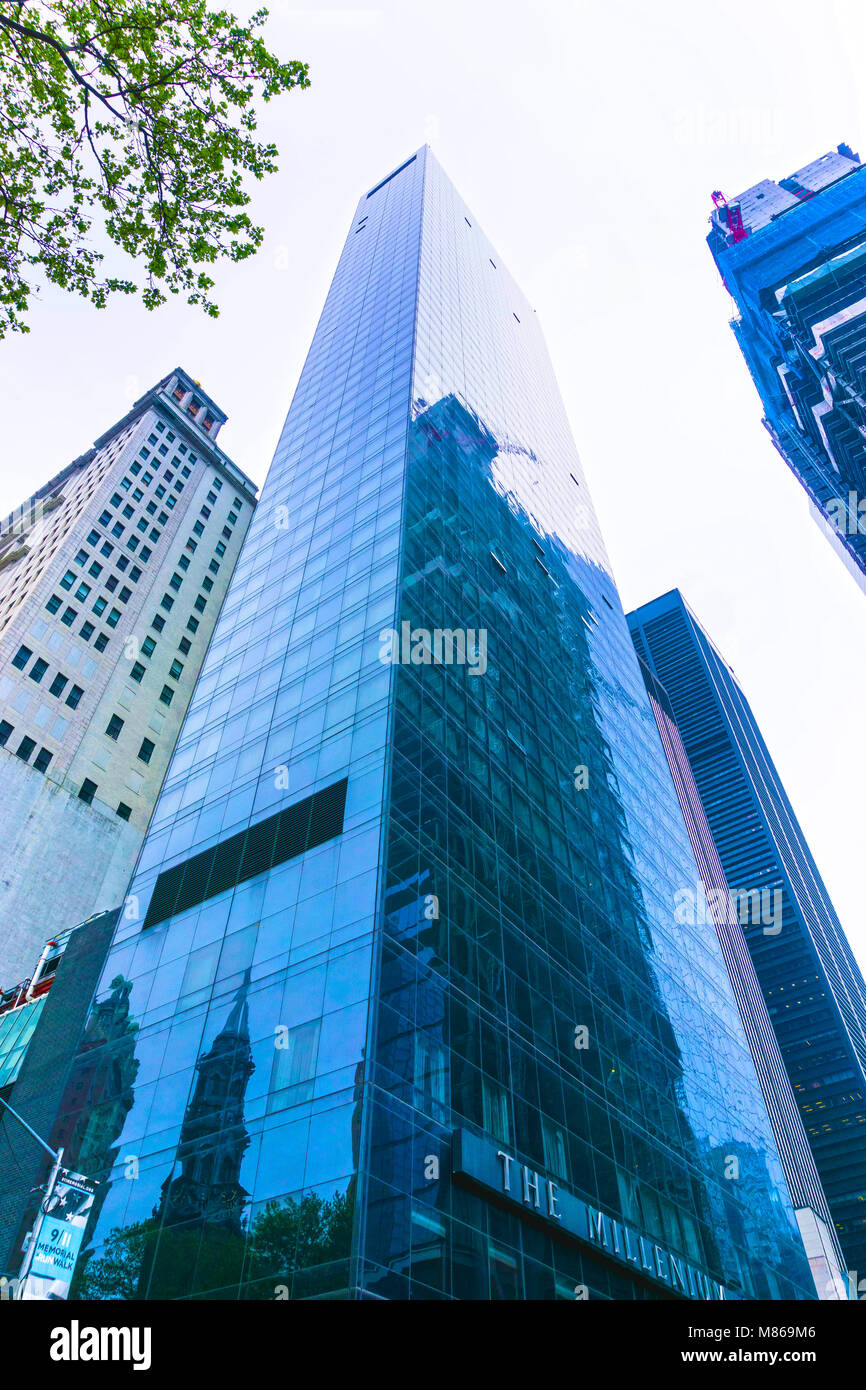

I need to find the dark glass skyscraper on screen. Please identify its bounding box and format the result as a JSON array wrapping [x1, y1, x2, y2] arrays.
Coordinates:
[[39, 150, 815, 1302], [629, 589, 866, 1281], [708, 144, 866, 590], [635, 653, 847, 1299]]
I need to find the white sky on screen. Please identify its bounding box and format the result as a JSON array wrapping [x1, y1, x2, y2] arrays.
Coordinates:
[[3, 0, 866, 967]]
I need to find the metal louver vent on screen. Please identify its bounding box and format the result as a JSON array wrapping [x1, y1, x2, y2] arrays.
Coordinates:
[[142, 778, 348, 930]]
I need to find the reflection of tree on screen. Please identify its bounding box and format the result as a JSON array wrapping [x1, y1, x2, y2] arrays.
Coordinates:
[[245, 1189, 355, 1294], [133, 970, 256, 1297], [66, 966, 360, 1299], [73, 1221, 157, 1301], [70, 1187, 354, 1300]]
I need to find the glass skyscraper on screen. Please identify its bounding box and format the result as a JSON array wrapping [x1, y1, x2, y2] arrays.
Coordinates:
[[634, 651, 847, 1300], [629, 589, 866, 1283], [39, 149, 815, 1301], [708, 144, 866, 591]]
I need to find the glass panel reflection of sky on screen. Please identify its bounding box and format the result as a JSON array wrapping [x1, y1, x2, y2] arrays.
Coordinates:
[[44, 148, 814, 1302]]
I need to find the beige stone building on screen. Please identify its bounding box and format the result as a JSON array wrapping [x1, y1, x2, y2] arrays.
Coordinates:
[[0, 369, 257, 985]]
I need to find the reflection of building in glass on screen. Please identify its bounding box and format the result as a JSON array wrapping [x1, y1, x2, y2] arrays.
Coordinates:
[[0, 910, 119, 1276], [58, 970, 141, 1255], [133, 972, 255, 1299], [1, 957, 144, 1296], [708, 145, 866, 591], [630, 589, 866, 1286], [366, 390, 735, 1298], [634, 651, 847, 1299], [41, 149, 815, 1300], [156, 970, 254, 1233]]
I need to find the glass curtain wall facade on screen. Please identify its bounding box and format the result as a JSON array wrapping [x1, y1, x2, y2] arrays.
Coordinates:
[[629, 589, 866, 1281], [634, 653, 847, 1300], [708, 146, 866, 591], [41, 149, 814, 1301]]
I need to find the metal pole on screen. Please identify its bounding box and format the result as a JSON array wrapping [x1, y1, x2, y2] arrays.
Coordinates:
[[14, 1146, 64, 1300], [0, 1094, 59, 1160], [0, 1094, 64, 1300]]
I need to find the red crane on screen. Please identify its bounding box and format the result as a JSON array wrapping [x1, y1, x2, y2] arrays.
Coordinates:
[[712, 190, 748, 244]]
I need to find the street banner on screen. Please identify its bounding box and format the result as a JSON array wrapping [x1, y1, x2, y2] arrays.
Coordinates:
[[21, 1169, 97, 1300]]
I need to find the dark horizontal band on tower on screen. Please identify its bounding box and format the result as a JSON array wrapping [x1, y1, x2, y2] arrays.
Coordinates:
[[142, 778, 348, 930], [366, 154, 416, 199]]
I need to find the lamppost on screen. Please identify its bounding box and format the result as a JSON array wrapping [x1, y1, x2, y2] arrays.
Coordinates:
[[0, 1094, 64, 1299]]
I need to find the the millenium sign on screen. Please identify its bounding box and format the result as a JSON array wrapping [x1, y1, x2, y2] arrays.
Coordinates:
[[452, 1130, 730, 1301]]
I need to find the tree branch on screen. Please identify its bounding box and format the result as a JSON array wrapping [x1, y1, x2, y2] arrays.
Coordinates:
[[0, 12, 127, 122]]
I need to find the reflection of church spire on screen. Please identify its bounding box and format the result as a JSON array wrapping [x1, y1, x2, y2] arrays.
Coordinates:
[[157, 969, 255, 1233], [221, 968, 251, 1040]]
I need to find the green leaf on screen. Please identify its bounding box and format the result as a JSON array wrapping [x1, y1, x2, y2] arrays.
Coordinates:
[[0, 0, 310, 337]]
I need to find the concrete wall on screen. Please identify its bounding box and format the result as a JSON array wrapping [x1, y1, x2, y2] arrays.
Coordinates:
[[0, 754, 138, 986]]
